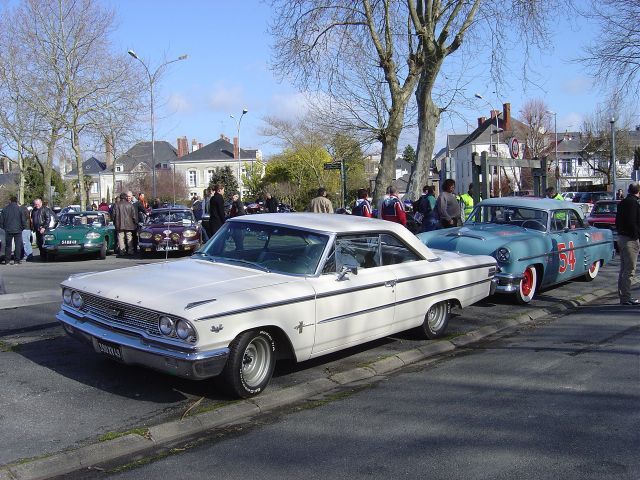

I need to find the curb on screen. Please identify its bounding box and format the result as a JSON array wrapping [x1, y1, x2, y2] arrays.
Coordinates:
[[1, 279, 632, 479]]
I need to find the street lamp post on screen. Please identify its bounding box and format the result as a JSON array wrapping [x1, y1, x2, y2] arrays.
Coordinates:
[[545, 110, 559, 192], [230, 108, 248, 198], [127, 50, 188, 200], [610, 117, 617, 197]]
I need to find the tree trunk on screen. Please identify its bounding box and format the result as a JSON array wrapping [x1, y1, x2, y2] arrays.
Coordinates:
[[407, 66, 442, 201], [373, 110, 405, 205], [71, 126, 86, 210], [43, 128, 60, 204], [17, 147, 25, 205]]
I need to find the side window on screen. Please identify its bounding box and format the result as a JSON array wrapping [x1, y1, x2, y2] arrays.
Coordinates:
[[334, 235, 380, 271], [550, 210, 567, 232], [568, 210, 584, 229], [380, 234, 420, 265]]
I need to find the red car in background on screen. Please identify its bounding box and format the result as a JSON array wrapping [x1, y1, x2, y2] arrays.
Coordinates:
[[586, 200, 620, 249]]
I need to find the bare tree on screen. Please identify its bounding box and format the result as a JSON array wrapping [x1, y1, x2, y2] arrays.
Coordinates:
[[578, 0, 640, 96], [269, 1, 423, 203]]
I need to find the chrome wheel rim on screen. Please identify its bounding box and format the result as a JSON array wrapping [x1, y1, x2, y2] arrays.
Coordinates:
[[241, 336, 271, 388], [427, 303, 447, 332]]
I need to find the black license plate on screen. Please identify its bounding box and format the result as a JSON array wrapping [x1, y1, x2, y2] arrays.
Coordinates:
[[97, 340, 122, 360], [61, 239, 78, 245], [157, 245, 178, 251]]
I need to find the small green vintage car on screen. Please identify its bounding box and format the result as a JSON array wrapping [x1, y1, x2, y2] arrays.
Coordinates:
[[42, 211, 115, 261]]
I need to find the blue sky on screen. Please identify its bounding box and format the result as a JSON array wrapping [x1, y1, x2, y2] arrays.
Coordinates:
[[109, 0, 607, 158]]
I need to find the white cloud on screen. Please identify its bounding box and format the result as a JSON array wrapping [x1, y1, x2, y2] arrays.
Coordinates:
[[167, 93, 191, 114], [208, 83, 244, 112], [267, 91, 312, 119], [561, 76, 593, 95]]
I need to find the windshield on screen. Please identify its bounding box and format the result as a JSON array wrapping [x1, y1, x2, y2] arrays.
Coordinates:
[[147, 211, 194, 224], [592, 203, 617, 214], [58, 213, 105, 227], [199, 221, 329, 275], [466, 205, 549, 231]]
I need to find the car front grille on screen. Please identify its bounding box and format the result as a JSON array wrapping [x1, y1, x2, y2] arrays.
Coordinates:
[[81, 292, 165, 338]]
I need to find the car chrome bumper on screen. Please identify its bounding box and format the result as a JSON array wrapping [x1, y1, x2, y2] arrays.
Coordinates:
[[56, 308, 229, 380], [493, 272, 525, 294]]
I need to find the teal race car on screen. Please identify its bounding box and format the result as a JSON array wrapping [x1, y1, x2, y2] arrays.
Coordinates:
[[417, 197, 615, 304], [42, 211, 116, 261]]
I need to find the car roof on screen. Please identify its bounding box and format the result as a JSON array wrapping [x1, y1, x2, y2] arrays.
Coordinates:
[[477, 197, 580, 211], [150, 207, 192, 213], [227, 213, 439, 260]]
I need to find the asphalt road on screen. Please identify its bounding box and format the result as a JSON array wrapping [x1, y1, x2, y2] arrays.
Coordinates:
[[0, 252, 632, 470], [97, 294, 640, 480]]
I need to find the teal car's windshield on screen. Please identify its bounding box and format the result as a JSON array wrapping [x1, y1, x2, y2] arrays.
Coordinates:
[[198, 221, 329, 275], [58, 213, 106, 227], [466, 205, 549, 232]]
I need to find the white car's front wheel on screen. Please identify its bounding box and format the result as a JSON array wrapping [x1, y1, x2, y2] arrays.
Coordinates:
[[220, 330, 276, 398]]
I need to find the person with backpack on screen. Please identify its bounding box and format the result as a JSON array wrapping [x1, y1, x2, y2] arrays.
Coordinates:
[[380, 185, 407, 226], [352, 189, 372, 217], [414, 185, 438, 232]]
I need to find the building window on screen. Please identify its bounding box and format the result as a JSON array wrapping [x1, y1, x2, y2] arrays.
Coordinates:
[[116, 181, 123, 192], [561, 160, 572, 175], [188, 170, 197, 187], [577, 158, 583, 166], [90, 182, 99, 194], [207, 169, 214, 183], [115, 164, 123, 173]]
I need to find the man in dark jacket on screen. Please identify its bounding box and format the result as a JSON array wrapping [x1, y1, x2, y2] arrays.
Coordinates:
[[31, 198, 52, 260], [208, 184, 226, 236], [0, 197, 27, 264], [113, 192, 138, 256], [615, 183, 640, 305], [264, 192, 278, 213]]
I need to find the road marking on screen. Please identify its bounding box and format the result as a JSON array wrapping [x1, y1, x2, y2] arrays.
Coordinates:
[[0, 289, 60, 310]]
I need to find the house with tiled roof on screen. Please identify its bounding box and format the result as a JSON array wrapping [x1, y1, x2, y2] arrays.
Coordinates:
[[63, 157, 107, 205], [171, 135, 262, 198]]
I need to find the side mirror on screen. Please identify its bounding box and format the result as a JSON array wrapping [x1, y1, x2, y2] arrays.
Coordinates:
[[337, 264, 358, 281]]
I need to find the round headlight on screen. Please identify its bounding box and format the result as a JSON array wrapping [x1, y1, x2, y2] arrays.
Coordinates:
[[63, 289, 72, 304], [139, 231, 152, 240], [153, 234, 162, 242], [44, 234, 55, 241], [182, 229, 197, 239], [71, 291, 84, 309], [176, 320, 195, 340], [158, 316, 175, 335], [85, 232, 100, 240], [170, 233, 180, 242], [496, 247, 511, 263]]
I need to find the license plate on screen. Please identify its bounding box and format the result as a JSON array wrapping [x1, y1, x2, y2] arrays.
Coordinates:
[[157, 245, 178, 251], [61, 239, 78, 245], [97, 340, 122, 360]]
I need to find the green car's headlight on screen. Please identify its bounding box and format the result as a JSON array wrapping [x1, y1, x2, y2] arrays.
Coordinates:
[[496, 247, 511, 263], [85, 232, 100, 240], [44, 234, 55, 241], [139, 231, 152, 240]]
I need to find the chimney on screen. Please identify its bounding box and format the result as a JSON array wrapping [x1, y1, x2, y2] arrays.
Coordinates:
[[478, 117, 486, 128], [198, 142, 203, 150], [105, 135, 114, 169], [191, 138, 199, 152], [490, 109, 499, 119], [177, 136, 188, 157], [502, 103, 512, 131], [233, 137, 239, 159], [219, 133, 230, 142]]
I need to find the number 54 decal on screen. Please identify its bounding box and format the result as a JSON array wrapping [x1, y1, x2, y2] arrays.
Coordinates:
[[558, 241, 576, 273]]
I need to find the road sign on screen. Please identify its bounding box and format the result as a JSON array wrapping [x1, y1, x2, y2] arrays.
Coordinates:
[[323, 162, 341, 170]]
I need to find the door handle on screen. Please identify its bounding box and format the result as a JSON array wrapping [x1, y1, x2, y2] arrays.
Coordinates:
[[584, 233, 591, 239], [384, 280, 397, 287]]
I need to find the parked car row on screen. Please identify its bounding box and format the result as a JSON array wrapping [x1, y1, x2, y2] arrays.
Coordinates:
[[55, 197, 616, 399]]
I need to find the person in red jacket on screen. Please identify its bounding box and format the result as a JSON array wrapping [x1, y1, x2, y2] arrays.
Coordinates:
[[380, 186, 407, 226]]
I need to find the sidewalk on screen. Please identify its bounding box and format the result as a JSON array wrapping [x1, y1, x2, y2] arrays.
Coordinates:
[[1, 270, 634, 480]]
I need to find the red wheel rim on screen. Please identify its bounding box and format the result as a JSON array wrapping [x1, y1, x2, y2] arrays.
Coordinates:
[[589, 262, 597, 273], [521, 268, 533, 296]]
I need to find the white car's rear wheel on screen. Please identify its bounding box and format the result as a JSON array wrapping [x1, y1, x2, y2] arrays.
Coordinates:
[[421, 301, 451, 339], [220, 330, 275, 398], [516, 265, 537, 304], [584, 260, 600, 281]]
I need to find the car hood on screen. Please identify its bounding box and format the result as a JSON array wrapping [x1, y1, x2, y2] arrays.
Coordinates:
[[418, 224, 541, 255], [62, 258, 295, 318], [52, 225, 97, 236]]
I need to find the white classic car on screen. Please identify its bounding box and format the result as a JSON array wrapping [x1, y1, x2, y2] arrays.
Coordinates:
[[57, 214, 497, 398]]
